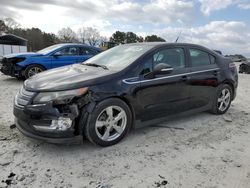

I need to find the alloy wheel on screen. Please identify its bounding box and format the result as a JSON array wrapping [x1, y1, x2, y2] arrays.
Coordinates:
[[95, 106, 127, 141], [218, 88, 231, 112], [28, 67, 43, 77]]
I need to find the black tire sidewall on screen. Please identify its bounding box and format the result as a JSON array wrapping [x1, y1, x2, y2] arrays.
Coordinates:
[[84, 98, 132, 147], [24, 64, 45, 79], [213, 84, 232, 114]]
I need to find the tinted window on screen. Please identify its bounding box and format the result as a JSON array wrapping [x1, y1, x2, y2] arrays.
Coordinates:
[[189, 49, 214, 67], [210, 55, 216, 64], [140, 48, 185, 75], [56, 47, 79, 56], [153, 48, 185, 68], [141, 57, 153, 75]]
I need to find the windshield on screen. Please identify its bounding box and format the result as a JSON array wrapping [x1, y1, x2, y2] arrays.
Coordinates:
[[83, 44, 154, 71], [37, 44, 64, 55]]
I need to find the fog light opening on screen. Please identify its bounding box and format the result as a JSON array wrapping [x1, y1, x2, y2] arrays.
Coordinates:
[[51, 117, 72, 131]]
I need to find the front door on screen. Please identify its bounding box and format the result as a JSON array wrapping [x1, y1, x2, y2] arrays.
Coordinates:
[[137, 47, 191, 121], [51, 46, 80, 68]]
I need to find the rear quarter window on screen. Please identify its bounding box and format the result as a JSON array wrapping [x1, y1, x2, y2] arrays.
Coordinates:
[[80, 47, 97, 55]]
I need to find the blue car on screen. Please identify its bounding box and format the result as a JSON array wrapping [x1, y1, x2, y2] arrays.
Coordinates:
[[0, 43, 101, 79]]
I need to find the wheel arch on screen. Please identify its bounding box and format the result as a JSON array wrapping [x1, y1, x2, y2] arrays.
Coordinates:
[[222, 80, 235, 99], [77, 93, 137, 137], [22, 63, 47, 77], [23, 63, 47, 71]]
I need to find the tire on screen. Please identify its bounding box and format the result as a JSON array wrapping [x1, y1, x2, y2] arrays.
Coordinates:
[[210, 84, 232, 115], [24, 64, 45, 79], [84, 98, 132, 147], [15, 76, 25, 80]]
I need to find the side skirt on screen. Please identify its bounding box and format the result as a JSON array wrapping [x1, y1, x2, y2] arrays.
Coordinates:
[[134, 105, 211, 129]]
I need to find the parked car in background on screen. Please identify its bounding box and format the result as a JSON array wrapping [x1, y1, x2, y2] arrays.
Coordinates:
[[239, 60, 250, 74], [0, 43, 101, 79], [100, 41, 118, 51], [14, 43, 238, 146]]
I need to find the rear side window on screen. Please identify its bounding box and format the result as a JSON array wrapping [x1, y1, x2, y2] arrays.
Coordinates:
[[189, 49, 215, 67], [80, 47, 96, 55]]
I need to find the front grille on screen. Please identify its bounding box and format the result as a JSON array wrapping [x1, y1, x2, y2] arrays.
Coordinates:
[[15, 87, 36, 108], [0, 58, 12, 75], [1, 58, 7, 66]]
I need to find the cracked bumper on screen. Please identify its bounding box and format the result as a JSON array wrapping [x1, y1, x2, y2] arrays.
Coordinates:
[[14, 105, 82, 144]]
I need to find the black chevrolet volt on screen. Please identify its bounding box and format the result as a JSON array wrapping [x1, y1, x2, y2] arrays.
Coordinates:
[[14, 43, 238, 146]]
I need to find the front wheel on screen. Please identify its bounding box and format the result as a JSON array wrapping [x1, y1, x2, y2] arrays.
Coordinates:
[[210, 84, 232, 114], [24, 65, 45, 79], [83, 98, 132, 147]]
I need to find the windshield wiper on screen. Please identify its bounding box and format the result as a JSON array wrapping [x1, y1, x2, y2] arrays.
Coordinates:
[[84, 63, 109, 70]]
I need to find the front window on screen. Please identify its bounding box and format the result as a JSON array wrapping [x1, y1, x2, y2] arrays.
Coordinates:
[[56, 47, 79, 56], [140, 48, 185, 75], [83, 44, 154, 71], [153, 48, 185, 68]]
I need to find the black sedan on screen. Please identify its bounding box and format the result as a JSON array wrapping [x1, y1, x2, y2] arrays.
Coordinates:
[[14, 43, 238, 146]]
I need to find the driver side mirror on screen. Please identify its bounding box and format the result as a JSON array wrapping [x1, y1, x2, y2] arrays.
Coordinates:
[[153, 63, 173, 75], [144, 63, 173, 79], [53, 51, 62, 57]]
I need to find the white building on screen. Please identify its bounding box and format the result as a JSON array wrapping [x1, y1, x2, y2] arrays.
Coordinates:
[[0, 34, 27, 57]]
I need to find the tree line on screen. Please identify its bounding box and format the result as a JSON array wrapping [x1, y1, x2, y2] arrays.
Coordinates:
[[0, 18, 166, 51]]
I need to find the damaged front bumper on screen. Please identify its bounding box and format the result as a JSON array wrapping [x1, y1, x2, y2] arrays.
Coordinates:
[[0, 58, 24, 77], [14, 104, 82, 144], [13, 88, 88, 143]]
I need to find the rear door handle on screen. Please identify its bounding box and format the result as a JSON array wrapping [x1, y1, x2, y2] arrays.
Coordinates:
[[181, 75, 189, 81], [213, 70, 218, 76]]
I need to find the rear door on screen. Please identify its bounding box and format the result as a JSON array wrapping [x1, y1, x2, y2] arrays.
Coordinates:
[[76, 47, 98, 63], [51, 46, 80, 68], [187, 48, 220, 109]]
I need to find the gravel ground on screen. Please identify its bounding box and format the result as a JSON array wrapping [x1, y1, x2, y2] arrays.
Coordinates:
[[0, 71, 250, 188]]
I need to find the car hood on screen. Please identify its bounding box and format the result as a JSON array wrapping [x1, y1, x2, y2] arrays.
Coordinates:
[[24, 64, 115, 92], [4, 52, 43, 59]]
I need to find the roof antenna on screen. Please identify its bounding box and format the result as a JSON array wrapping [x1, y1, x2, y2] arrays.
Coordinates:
[[175, 31, 182, 43]]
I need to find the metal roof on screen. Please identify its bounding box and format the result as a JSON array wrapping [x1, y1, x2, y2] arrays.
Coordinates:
[[0, 34, 27, 46]]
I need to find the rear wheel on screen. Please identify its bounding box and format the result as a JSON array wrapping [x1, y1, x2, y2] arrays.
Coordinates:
[[84, 98, 132, 147], [24, 64, 45, 79], [210, 84, 232, 114]]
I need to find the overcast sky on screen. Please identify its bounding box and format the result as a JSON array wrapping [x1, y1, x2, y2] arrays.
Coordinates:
[[1, 0, 250, 56]]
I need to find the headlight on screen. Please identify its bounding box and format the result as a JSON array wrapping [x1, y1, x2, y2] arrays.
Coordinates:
[[10, 57, 26, 64], [33, 87, 88, 104]]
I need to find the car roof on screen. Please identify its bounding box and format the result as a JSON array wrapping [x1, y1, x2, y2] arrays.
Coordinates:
[[57, 43, 101, 50], [122, 42, 208, 48], [122, 42, 221, 57]]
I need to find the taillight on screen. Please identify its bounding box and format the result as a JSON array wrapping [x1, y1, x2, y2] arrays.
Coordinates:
[[229, 63, 236, 69]]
